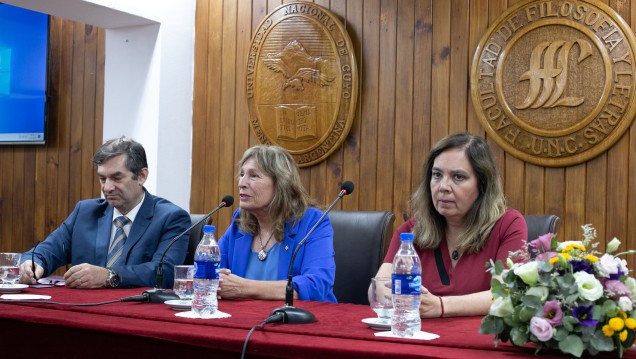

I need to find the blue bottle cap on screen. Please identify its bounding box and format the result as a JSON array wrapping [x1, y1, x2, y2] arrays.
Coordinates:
[[203, 225, 215, 233], [400, 232, 414, 241]]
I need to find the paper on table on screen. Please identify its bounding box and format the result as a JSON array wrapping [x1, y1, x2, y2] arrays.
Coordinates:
[[1, 294, 52, 300], [37, 276, 65, 286], [175, 310, 232, 319], [374, 330, 440, 340]]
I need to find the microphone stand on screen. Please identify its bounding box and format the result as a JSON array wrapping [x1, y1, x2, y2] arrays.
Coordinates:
[[141, 196, 233, 303], [270, 184, 353, 324]]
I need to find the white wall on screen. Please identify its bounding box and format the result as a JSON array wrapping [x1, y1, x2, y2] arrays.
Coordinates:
[[3, 0, 196, 211]]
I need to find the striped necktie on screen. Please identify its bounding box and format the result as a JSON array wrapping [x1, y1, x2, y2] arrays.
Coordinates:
[[107, 216, 130, 267]]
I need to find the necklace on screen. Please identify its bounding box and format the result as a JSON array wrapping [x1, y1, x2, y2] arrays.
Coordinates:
[[257, 231, 275, 261], [451, 250, 460, 261]]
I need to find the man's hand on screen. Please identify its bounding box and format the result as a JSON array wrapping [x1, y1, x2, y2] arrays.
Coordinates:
[[19, 260, 44, 285], [64, 263, 109, 289]]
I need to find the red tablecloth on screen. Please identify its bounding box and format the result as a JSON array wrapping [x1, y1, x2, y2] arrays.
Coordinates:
[[0, 286, 633, 358]]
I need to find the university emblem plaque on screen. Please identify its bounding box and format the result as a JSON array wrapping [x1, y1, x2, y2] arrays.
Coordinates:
[[246, 2, 358, 167], [471, 0, 636, 167]]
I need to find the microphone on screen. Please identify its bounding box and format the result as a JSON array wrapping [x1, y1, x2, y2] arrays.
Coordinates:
[[142, 195, 234, 302], [269, 181, 354, 324]]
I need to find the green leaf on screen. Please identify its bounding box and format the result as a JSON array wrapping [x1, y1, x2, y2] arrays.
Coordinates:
[[479, 315, 505, 335], [521, 295, 543, 310], [538, 261, 552, 272], [490, 279, 505, 298], [562, 316, 578, 332], [494, 260, 504, 275], [550, 235, 558, 250], [553, 327, 569, 341], [559, 335, 585, 357], [503, 269, 517, 283], [510, 326, 529, 346], [590, 330, 615, 352], [602, 300, 618, 318], [519, 305, 539, 322], [558, 254, 569, 270]]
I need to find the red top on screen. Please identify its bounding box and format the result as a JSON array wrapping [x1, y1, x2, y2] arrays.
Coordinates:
[[383, 209, 527, 296]]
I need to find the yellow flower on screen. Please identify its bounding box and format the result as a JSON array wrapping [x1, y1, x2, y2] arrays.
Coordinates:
[[618, 311, 628, 320], [620, 330, 628, 342], [609, 317, 625, 331], [603, 325, 615, 337], [549, 257, 559, 265], [626, 318, 636, 329], [563, 243, 586, 252], [561, 253, 571, 261], [585, 255, 598, 262]]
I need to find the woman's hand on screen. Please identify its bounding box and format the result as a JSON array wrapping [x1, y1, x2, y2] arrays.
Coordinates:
[[419, 286, 443, 318], [218, 268, 246, 299]]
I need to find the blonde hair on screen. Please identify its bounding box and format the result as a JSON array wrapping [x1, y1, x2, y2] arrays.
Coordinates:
[[411, 133, 505, 253], [236, 145, 316, 241]]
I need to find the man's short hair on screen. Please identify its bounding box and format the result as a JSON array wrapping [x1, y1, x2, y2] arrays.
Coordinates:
[[92, 136, 148, 179]]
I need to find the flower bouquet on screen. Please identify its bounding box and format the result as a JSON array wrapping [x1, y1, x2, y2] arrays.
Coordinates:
[[479, 225, 636, 357]]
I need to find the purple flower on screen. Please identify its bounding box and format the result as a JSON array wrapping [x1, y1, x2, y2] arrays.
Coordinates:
[[530, 317, 554, 341], [572, 304, 598, 327], [542, 300, 563, 326], [604, 280, 631, 299], [536, 252, 558, 263], [609, 269, 625, 281], [570, 259, 593, 274], [529, 233, 554, 255]]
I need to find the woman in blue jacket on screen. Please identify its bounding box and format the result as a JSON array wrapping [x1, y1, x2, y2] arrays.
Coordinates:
[[218, 145, 336, 303]]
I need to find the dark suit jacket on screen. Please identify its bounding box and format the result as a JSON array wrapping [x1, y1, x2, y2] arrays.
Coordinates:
[[22, 188, 190, 288]]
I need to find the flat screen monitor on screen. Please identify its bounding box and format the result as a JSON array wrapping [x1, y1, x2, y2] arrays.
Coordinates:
[[0, 3, 48, 144]]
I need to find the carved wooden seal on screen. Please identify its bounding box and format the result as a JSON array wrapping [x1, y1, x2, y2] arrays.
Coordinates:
[[246, 2, 358, 167], [471, 0, 636, 167]]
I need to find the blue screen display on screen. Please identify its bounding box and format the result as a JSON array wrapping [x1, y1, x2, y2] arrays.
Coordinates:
[[0, 4, 48, 144]]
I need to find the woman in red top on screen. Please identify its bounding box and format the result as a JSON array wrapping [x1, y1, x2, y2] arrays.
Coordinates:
[[372, 132, 527, 318]]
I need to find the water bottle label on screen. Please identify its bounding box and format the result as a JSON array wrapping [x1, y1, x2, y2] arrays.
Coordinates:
[[392, 274, 421, 295], [193, 260, 220, 279]]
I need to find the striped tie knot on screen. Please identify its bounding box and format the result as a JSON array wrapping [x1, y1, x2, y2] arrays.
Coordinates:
[[114, 216, 130, 229]]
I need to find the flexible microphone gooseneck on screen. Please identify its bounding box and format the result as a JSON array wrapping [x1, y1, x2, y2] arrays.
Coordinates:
[[269, 181, 354, 324], [141, 195, 234, 303]]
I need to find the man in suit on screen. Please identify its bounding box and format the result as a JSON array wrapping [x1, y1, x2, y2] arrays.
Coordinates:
[[19, 136, 191, 289]]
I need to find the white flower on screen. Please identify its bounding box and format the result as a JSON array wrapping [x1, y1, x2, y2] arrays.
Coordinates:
[[573, 271, 604, 301], [597, 253, 623, 278], [514, 261, 539, 286], [489, 296, 514, 317], [556, 241, 584, 251], [618, 296, 633, 312], [607, 237, 622, 253], [618, 258, 629, 275], [625, 277, 636, 297], [525, 286, 549, 301]]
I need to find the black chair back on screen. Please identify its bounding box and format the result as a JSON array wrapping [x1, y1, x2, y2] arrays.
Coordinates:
[[184, 214, 209, 265], [524, 214, 560, 253], [329, 210, 395, 305]]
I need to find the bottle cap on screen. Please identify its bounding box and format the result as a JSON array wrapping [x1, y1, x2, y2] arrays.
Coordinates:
[[203, 225, 216, 233], [400, 232, 414, 241]]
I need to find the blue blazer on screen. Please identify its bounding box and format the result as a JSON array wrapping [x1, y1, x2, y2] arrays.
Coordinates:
[[22, 189, 190, 288], [219, 207, 337, 303]]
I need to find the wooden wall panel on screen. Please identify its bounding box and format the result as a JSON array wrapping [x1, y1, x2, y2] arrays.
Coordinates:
[[190, 0, 636, 267], [1, 0, 635, 271], [0, 17, 103, 254]]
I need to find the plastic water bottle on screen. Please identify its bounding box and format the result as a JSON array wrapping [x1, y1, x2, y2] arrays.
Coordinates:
[[391, 232, 422, 337], [192, 225, 220, 318]]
